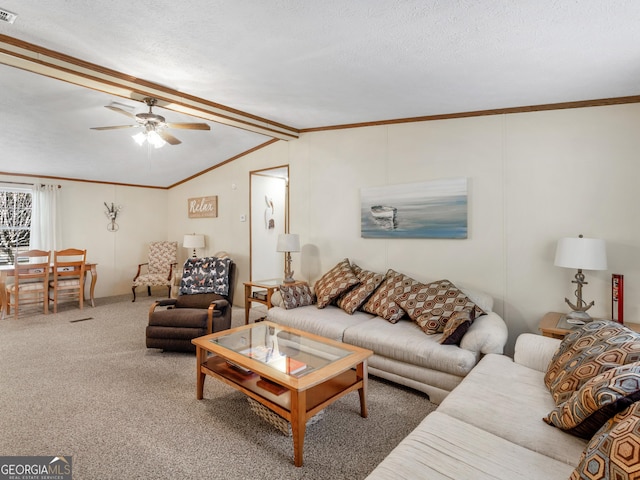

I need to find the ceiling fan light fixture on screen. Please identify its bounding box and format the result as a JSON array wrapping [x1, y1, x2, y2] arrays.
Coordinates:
[[132, 130, 166, 149], [147, 130, 166, 149], [132, 132, 146, 146], [96, 97, 206, 147]]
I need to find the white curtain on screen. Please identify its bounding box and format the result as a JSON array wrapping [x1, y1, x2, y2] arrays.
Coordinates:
[[29, 184, 60, 251]]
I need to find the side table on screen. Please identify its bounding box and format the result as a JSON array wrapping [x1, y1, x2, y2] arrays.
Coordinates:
[[539, 312, 640, 339], [243, 279, 307, 325]]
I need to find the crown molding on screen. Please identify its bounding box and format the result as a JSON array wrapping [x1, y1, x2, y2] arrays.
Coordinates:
[[300, 95, 640, 132]]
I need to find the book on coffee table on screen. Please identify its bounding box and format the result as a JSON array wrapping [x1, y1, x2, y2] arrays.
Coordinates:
[[268, 355, 307, 375], [257, 377, 288, 395]]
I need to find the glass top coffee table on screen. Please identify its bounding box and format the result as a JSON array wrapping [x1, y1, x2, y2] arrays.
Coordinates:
[[192, 321, 373, 467]]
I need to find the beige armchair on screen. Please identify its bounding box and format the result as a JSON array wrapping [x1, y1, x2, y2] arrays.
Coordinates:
[[132, 241, 178, 302]]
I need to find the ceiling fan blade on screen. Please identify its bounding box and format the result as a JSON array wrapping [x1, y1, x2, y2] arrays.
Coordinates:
[[105, 105, 137, 119], [158, 131, 182, 145], [90, 125, 138, 130], [166, 122, 211, 130]]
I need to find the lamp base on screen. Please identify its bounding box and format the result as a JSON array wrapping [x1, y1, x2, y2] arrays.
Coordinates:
[[566, 310, 593, 323], [282, 252, 295, 284]]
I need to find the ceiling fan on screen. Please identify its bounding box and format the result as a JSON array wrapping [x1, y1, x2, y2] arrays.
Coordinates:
[[90, 97, 210, 146]]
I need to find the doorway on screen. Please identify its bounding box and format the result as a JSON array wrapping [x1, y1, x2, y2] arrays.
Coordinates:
[[250, 165, 289, 281]]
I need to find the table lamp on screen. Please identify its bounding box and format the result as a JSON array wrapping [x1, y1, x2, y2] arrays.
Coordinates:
[[554, 234, 607, 322], [183, 234, 205, 258], [276, 233, 300, 283]]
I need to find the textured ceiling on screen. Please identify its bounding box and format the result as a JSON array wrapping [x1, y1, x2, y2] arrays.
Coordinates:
[[1, 1, 640, 187]]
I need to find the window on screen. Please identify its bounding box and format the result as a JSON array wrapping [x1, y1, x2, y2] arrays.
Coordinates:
[[0, 188, 32, 265]]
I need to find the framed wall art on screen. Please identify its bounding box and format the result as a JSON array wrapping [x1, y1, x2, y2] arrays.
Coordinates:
[[188, 196, 218, 218], [360, 177, 468, 239]]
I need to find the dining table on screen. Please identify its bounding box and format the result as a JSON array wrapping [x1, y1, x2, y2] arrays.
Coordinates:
[[0, 263, 98, 316]]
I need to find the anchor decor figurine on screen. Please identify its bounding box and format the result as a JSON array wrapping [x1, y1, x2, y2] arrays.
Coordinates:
[[104, 202, 122, 232]]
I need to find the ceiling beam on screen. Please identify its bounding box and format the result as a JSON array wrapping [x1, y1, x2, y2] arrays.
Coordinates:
[[0, 34, 299, 140]]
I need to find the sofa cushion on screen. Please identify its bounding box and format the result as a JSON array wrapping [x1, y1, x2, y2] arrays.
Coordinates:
[[570, 401, 640, 480], [545, 321, 640, 405], [365, 411, 576, 480], [343, 317, 479, 377], [437, 353, 589, 465], [544, 362, 640, 439], [280, 283, 315, 309], [395, 279, 485, 334], [266, 305, 373, 342], [314, 258, 360, 309], [361, 269, 413, 323], [337, 265, 384, 314]]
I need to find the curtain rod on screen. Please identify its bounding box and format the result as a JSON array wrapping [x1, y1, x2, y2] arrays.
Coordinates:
[[1, 181, 61, 188]]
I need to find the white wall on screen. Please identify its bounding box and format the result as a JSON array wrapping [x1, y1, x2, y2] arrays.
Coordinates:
[[0, 175, 168, 298], [503, 105, 640, 345]]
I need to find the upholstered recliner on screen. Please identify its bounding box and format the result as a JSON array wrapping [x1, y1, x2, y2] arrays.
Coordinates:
[[146, 257, 236, 353]]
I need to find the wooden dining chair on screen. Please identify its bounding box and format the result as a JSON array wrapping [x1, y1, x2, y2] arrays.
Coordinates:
[[49, 248, 87, 313], [5, 249, 51, 318]]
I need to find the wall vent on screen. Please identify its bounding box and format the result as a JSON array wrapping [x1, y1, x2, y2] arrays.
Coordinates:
[[0, 8, 17, 24]]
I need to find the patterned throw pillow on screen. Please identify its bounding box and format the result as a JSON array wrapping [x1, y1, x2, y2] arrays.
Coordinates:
[[544, 321, 640, 405], [395, 279, 484, 334], [570, 401, 640, 480], [180, 256, 232, 296], [544, 362, 640, 439], [362, 270, 414, 323], [337, 264, 384, 315], [440, 308, 476, 345], [280, 283, 315, 309], [544, 321, 630, 390], [314, 259, 360, 309]]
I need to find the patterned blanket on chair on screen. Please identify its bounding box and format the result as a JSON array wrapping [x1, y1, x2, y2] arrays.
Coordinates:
[[179, 257, 231, 296]]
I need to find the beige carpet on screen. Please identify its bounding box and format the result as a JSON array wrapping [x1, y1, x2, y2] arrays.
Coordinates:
[[0, 294, 436, 480]]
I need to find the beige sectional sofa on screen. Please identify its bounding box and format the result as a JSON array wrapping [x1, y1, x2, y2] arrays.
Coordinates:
[[268, 285, 508, 404], [366, 323, 640, 479]]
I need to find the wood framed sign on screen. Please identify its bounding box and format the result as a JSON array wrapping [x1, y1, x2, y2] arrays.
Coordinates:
[[188, 196, 218, 218]]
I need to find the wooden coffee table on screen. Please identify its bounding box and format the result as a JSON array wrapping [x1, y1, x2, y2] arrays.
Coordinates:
[[192, 321, 373, 467]]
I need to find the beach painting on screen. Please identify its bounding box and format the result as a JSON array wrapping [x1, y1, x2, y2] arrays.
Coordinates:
[[360, 177, 468, 239]]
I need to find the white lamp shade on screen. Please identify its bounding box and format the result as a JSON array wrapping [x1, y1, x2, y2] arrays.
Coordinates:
[[276, 233, 300, 252], [554, 237, 607, 271], [183, 234, 205, 249]]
